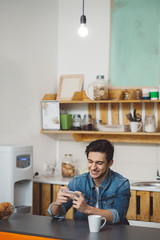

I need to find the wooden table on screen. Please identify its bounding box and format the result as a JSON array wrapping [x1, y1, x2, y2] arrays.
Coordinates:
[[0, 213, 160, 240]]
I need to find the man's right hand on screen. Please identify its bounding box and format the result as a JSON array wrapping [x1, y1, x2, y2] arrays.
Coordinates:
[[54, 187, 72, 206]]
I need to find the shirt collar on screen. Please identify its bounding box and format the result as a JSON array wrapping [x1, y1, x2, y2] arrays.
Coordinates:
[[88, 169, 112, 190]]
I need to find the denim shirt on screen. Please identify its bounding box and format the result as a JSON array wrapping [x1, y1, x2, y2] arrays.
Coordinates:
[[48, 169, 131, 224]]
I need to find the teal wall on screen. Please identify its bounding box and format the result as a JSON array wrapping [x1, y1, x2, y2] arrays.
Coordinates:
[[110, 0, 160, 87]]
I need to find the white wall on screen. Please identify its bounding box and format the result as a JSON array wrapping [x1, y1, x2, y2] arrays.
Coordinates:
[[0, 0, 159, 181], [0, 0, 59, 175], [57, 0, 160, 182]]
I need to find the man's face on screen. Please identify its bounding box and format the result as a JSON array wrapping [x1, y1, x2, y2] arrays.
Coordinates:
[[88, 152, 112, 181]]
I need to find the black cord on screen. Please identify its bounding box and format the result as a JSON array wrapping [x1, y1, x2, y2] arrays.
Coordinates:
[[82, 0, 84, 15]]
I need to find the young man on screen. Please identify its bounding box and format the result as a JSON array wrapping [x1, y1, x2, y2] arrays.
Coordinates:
[[48, 139, 130, 224]]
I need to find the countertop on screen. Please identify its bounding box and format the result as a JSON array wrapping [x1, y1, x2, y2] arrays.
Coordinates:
[[33, 175, 160, 192], [0, 213, 160, 240]]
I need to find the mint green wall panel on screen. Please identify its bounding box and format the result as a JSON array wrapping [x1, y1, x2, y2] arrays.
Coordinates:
[[110, 0, 160, 87]]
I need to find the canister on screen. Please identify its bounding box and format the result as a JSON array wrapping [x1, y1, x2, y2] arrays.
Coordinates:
[[61, 154, 76, 178], [142, 88, 150, 100], [71, 114, 82, 130], [149, 89, 158, 100]]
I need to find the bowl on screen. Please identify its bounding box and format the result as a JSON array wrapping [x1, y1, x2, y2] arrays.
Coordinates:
[[0, 204, 15, 221]]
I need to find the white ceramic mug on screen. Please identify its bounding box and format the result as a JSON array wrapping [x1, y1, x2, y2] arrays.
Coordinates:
[[130, 121, 142, 132], [88, 215, 106, 233]]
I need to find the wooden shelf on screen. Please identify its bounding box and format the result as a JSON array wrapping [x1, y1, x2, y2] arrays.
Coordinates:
[[41, 129, 160, 144], [41, 89, 160, 144], [42, 91, 160, 104]]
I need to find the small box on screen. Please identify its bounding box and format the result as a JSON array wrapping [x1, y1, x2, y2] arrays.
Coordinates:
[[99, 124, 130, 132]]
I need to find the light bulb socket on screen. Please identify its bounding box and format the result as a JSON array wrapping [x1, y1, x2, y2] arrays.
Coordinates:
[[80, 15, 87, 24]]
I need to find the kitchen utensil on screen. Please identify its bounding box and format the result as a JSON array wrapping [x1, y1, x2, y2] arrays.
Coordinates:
[[126, 109, 141, 122]]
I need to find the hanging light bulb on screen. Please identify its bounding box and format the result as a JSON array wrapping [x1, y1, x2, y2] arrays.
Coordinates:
[[78, 0, 88, 37]]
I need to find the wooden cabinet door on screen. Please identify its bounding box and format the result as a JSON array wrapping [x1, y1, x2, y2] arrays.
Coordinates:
[[41, 183, 51, 216], [126, 190, 160, 223], [33, 182, 40, 215], [33, 182, 73, 219]]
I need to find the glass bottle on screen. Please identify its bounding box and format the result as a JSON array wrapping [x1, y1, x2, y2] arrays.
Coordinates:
[[93, 75, 108, 100], [71, 114, 82, 130], [82, 114, 93, 130], [61, 154, 76, 178]]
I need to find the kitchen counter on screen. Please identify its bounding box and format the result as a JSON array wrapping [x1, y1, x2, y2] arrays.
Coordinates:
[[0, 213, 160, 240], [33, 175, 160, 192]]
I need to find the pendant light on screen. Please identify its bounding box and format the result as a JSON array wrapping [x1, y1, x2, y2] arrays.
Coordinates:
[[78, 0, 88, 37]]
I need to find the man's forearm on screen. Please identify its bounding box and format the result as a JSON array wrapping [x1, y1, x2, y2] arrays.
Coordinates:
[[51, 202, 63, 216], [85, 205, 113, 223]]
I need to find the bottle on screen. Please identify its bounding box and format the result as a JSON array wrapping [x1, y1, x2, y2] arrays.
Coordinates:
[[93, 75, 108, 100], [82, 114, 93, 130], [61, 154, 76, 178], [71, 114, 82, 130]]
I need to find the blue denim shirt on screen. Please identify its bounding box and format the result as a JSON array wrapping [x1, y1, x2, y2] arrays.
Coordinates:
[[48, 169, 131, 224]]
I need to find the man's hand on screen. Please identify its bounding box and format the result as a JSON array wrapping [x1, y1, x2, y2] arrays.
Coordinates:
[[54, 187, 72, 206], [72, 191, 89, 214]]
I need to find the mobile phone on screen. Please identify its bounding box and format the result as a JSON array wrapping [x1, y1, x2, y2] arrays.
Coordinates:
[[62, 189, 79, 197]]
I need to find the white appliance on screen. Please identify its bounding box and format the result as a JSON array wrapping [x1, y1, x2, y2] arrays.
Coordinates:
[[0, 145, 33, 214]]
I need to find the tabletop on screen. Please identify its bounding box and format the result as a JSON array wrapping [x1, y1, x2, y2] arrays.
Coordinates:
[[0, 213, 160, 240]]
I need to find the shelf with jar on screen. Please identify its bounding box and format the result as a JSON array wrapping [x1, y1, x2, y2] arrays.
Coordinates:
[[41, 89, 160, 144]]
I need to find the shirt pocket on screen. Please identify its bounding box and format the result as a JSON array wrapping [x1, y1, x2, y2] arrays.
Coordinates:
[[101, 196, 115, 209], [83, 194, 91, 204]]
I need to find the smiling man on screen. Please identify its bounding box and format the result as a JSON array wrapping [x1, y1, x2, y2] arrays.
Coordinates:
[[48, 139, 131, 224]]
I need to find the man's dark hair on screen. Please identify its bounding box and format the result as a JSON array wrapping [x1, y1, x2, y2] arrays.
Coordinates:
[[85, 139, 114, 164]]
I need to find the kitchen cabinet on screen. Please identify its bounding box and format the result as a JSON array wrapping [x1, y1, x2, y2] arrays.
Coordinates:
[[41, 89, 160, 144], [127, 190, 160, 223], [33, 182, 73, 219]]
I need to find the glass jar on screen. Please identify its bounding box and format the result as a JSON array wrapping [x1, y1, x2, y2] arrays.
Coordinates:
[[71, 114, 82, 130], [93, 75, 108, 100], [61, 154, 76, 178], [144, 115, 156, 132], [82, 114, 93, 130]]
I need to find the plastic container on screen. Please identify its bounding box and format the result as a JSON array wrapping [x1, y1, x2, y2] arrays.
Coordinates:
[[82, 114, 93, 130], [61, 154, 76, 178], [71, 114, 82, 130], [94, 119, 102, 131]]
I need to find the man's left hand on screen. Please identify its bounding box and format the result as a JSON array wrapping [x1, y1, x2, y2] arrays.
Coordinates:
[[72, 191, 89, 214]]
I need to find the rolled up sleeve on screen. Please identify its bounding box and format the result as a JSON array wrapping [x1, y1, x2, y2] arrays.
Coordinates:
[[47, 202, 66, 221]]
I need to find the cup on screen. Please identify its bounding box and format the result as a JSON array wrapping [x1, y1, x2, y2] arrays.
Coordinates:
[[88, 215, 106, 233], [130, 121, 142, 132], [60, 114, 72, 130]]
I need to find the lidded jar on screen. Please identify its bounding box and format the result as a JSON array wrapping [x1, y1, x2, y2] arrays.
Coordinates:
[[61, 154, 76, 178], [82, 114, 93, 130], [93, 75, 108, 100], [144, 115, 156, 133], [71, 114, 82, 130]]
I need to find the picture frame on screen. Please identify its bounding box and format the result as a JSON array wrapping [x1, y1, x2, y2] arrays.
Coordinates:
[[56, 74, 83, 100]]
